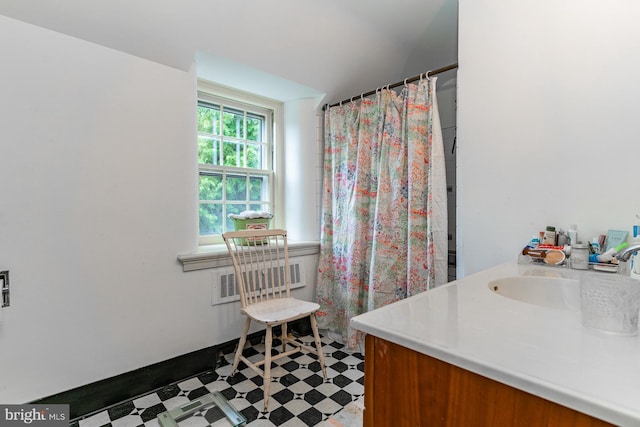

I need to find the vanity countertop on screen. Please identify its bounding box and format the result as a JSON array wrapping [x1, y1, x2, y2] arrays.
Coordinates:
[[351, 262, 640, 426]]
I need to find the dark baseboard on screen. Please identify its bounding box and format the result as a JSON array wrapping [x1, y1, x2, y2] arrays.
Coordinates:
[[32, 318, 312, 421]]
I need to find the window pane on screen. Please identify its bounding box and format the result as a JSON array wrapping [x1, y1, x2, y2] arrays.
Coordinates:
[[199, 203, 222, 235], [198, 136, 220, 165], [246, 143, 263, 169], [226, 175, 247, 201], [226, 204, 245, 231], [223, 139, 243, 167], [199, 174, 222, 200], [197, 92, 273, 242], [198, 105, 220, 135], [249, 175, 267, 201], [246, 115, 262, 142], [223, 108, 244, 138], [249, 203, 268, 212]]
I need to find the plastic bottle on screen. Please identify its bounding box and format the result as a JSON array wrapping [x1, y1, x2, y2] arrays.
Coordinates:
[[567, 224, 578, 245], [590, 250, 610, 264], [557, 229, 568, 246], [631, 220, 640, 279], [529, 235, 540, 248], [590, 242, 628, 263], [542, 226, 557, 245]]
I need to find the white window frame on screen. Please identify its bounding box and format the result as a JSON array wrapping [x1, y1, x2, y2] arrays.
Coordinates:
[[197, 81, 284, 246]]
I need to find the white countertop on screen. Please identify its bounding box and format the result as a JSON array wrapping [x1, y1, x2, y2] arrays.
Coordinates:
[[351, 262, 640, 426]]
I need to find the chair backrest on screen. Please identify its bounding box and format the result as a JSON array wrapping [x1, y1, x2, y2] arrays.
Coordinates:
[[223, 228, 291, 308]]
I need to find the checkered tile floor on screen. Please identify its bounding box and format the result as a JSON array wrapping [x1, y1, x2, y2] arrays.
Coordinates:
[[73, 334, 364, 426]]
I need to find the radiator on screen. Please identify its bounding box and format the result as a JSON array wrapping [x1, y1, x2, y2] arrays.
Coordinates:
[[211, 261, 306, 305]]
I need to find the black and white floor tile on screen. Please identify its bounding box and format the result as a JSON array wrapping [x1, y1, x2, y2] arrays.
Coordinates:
[[74, 334, 364, 427]]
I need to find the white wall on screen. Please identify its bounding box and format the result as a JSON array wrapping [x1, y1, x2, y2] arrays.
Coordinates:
[[284, 98, 322, 241], [457, 0, 640, 276], [0, 15, 319, 404]]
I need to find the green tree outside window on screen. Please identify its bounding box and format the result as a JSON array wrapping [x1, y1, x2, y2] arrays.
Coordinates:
[[197, 101, 270, 236]]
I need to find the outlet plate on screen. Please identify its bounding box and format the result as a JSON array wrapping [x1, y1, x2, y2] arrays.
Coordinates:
[[1, 270, 9, 307]]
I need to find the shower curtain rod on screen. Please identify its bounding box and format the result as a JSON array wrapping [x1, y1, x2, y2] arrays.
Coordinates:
[[323, 63, 458, 110]]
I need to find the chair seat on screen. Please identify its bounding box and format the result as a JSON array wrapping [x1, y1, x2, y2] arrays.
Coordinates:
[[242, 297, 320, 325]]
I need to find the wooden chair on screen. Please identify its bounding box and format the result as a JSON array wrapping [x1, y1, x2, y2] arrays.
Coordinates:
[[222, 228, 327, 411]]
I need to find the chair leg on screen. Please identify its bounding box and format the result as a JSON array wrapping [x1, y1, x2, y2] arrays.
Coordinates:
[[309, 314, 327, 380], [263, 325, 273, 411], [281, 322, 288, 353], [232, 317, 251, 375]]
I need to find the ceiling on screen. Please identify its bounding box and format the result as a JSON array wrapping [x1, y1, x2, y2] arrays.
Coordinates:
[[0, 0, 458, 104]]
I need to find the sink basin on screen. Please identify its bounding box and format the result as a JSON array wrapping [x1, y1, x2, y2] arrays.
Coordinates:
[[488, 276, 580, 311]]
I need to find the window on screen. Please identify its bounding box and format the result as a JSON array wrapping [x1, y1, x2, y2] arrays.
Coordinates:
[[197, 89, 275, 244]]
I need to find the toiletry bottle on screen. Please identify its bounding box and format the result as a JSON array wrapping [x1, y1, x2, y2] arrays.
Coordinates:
[[542, 226, 556, 245], [590, 242, 628, 264], [567, 224, 578, 245], [529, 235, 540, 248], [557, 229, 568, 246], [631, 222, 640, 279]]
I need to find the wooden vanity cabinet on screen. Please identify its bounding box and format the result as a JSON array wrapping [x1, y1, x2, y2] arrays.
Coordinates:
[[363, 335, 613, 427]]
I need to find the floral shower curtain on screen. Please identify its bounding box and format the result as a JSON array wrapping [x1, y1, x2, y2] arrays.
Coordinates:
[[316, 77, 448, 350]]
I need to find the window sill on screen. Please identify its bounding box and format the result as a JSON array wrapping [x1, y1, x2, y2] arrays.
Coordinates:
[[177, 240, 320, 272]]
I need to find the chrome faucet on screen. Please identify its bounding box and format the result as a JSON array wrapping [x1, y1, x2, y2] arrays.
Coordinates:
[[616, 243, 640, 275]]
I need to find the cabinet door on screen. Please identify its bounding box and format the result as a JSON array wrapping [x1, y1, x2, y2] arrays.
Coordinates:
[[364, 335, 612, 427]]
